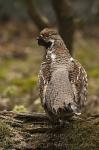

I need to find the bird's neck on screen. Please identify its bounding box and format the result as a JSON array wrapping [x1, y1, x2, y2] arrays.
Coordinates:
[[44, 40, 71, 63]]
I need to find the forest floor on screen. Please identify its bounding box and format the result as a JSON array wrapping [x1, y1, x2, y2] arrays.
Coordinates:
[[0, 21, 98, 114]]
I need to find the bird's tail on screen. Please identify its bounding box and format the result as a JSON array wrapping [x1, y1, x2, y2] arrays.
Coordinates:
[[56, 102, 81, 118]]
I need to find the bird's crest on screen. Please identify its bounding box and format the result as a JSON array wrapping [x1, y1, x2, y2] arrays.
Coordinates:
[[40, 28, 58, 37]]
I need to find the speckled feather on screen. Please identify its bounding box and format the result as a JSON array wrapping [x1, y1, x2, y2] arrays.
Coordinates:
[[38, 28, 88, 121]]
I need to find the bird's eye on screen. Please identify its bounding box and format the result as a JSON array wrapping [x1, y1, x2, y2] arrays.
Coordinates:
[[43, 32, 49, 37]]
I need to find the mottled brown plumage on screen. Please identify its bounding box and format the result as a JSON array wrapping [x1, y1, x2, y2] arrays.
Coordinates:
[[37, 28, 88, 123]]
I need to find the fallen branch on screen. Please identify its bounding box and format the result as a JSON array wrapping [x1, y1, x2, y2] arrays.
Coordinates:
[[0, 111, 98, 150]]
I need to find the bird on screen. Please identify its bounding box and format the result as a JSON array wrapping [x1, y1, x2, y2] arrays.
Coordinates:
[[37, 28, 88, 125]]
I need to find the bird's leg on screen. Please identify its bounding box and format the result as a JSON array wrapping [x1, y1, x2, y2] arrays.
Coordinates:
[[58, 119, 70, 128], [51, 119, 70, 129]]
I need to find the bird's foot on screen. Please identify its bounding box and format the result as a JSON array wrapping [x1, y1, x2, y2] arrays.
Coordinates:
[[59, 120, 70, 128], [52, 120, 70, 129]]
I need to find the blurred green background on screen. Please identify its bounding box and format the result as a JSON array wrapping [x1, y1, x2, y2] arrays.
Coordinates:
[[0, 0, 99, 115]]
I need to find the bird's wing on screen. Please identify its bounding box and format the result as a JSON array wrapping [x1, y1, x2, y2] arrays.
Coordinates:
[[69, 59, 88, 109], [39, 62, 51, 106]]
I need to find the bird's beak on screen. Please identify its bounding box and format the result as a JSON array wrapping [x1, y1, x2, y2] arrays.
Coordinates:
[[37, 35, 52, 49], [37, 35, 46, 46]]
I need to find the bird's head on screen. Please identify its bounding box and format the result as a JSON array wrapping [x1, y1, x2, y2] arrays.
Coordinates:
[[37, 28, 71, 60], [37, 28, 60, 49]]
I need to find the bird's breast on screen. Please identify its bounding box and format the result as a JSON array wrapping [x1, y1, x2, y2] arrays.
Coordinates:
[[45, 68, 74, 112]]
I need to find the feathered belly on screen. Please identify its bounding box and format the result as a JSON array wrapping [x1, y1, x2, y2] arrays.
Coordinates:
[[44, 69, 76, 118]]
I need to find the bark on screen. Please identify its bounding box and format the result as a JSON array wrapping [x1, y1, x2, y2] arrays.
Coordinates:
[[51, 0, 75, 55], [25, 0, 50, 30], [0, 111, 98, 150]]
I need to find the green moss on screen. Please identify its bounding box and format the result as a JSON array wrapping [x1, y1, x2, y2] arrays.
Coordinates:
[[88, 78, 99, 95], [0, 69, 7, 80], [89, 69, 99, 78], [11, 76, 38, 93], [0, 120, 13, 149], [3, 86, 18, 97], [62, 120, 99, 150], [0, 121, 10, 138], [13, 105, 28, 113]]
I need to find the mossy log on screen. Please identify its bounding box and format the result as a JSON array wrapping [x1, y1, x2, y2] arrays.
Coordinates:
[[0, 111, 98, 150]]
